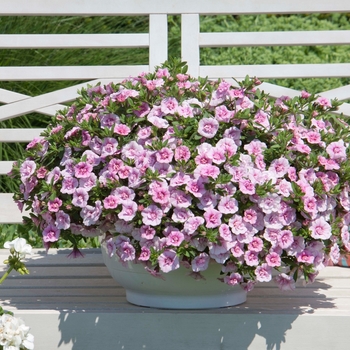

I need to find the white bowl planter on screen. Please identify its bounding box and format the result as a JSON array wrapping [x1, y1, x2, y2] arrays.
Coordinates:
[[101, 242, 247, 309]]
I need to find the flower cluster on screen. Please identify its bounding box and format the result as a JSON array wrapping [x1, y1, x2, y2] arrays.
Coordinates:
[[0, 238, 34, 350], [0, 313, 34, 350], [11, 59, 350, 291]]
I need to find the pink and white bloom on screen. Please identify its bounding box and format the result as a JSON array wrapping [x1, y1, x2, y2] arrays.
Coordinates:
[[158, 249, 180, 273], [309, 217, 332, 240], [326, 140, 347, 160], [191, 253, 210, 272], [224, 272, 242, 286], [198, 118, 219, 138], [255, 264, 272, 282], [203, 208, 222, 228], [141, 205, 163, 226]]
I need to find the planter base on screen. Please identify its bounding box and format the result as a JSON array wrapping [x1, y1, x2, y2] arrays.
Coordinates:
[[101, 243, 247, 309]]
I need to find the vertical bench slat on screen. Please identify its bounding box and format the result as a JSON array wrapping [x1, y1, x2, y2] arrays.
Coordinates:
[[149, 14, 168, 70], [181, 14, 200, 77]]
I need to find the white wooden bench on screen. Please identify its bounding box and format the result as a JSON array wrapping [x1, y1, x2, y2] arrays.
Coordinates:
[[0, 1, 350, 349]]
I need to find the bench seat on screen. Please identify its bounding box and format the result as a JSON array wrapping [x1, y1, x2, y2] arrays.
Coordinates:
[[0, 248, 349, 350]]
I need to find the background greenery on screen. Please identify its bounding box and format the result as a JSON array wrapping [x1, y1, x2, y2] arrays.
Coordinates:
[[1, 13, 349, 247]]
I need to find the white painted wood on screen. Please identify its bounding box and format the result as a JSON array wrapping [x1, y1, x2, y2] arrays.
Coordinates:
[[0, 161, 14, 175], [0, 33, 149, 49], [0, 89, 65, 116], [0, 193, 27, 224], [181, 14, 200, 77], [0, 78, 136, 122], [199, 30, 350, 47], [0, 0, 349, 15], [0, 249, 349, 350], [0, 129, 44, 142], [0, 65, 149, 81], [149, 14, 168, 70], [200, 63, 350, 80]]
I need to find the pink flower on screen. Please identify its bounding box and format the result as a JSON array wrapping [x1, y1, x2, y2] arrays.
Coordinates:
[[152, 186, 171, 205], [114, 124, 131, 135], [118, 241, 136, 261], [172, 208, 193, 223], [254, 110, 270, 129], [215, 105, 233, 122], [80, 201, 102, 226], [185, 178, 206, 198], [138, 246, 151, 261], [198, 118, 219, 138], [43, 224, 60, 242], [170, 189, 191, 208], [141, 205, 163, 226], [218, 196, 238, 214], [118, 200, 138, 221], [203, 208, 222, 228], [48, 198, 62, 212], [174, 145, 191, 162], [191, 253, 210, 272], [305, 131, 321, 144], [224, 272, 242, 286], [244, 140, 267, 156], [219, 224, 233, 242], [61, 176, 78, 194], [274, 273, 295, 291], [101, 137, 118, 157], [156, 147, 174, 163], [161, 97, 178, 114], [74, 162, 93, 179], [244, 250, 259, 266], [239, 179, 255, 195], [139, 225, 155, 240], [194, 164, 220, 179], [269, 157, 290, 178], [79, 173, 97, 191], [301, 90, 311, 98], [55, 210, 71, 230], [255, 264, 272, 282], [112, 186, 135, 202], [72, 188, 89, 208], [183, 216, 205, 234], [20, 160, 36, 182], [316, 96, 331, 108], [265, 252, 281, 267], [309, 217, 332, 240], [166, 230, 184, 247], [326, 140, 347, 160], [318, 156, 340, 170], [277, 230, 294, 249], [100, 113, 119, 129], [236, 96, 254, 111], [302, 196, 317, 216], [296, 249, 315, 265], [216, 138, 238, 158], [230, 241, 244, 257], [158, 249, 180, 273], [248, 237, 263, 252]]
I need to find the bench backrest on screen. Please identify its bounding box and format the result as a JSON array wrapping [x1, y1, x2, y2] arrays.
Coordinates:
[[1, 0, 350, 223]]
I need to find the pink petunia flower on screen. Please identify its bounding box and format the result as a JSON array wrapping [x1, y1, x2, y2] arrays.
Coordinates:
[[158, 249, 180, 273], [198, 118, 219, 138]]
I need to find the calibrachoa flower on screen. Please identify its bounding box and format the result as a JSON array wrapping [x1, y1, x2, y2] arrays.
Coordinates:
[[11, 59, 350, 293]]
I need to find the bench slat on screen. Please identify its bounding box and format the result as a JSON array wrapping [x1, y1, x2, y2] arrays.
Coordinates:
[[199, 30, 350, 47], [1, 0, 349, 15]]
